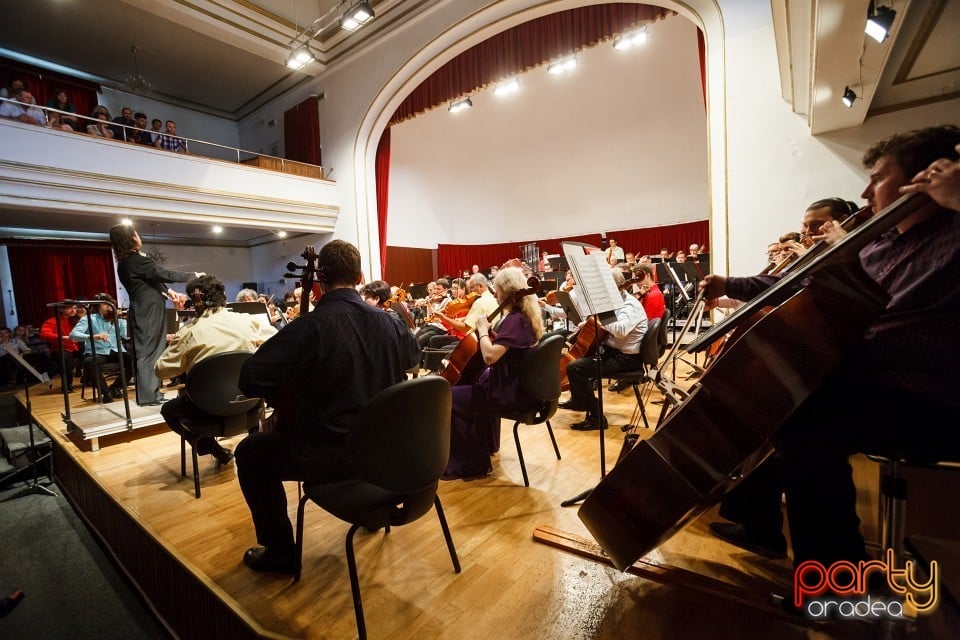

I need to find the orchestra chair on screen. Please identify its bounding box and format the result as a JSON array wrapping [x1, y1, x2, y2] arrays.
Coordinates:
[[598, 310, 670, 431], [175, 351, 263, 498], [492, 334, 565, 487], [293, 376, 459, 640], [79, 361, 122, 401]]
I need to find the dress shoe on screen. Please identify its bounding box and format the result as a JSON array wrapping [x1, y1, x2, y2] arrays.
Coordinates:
[[570, 415, 608, 431], [608, 380, 630, 393], [243, 546, 296, 575], [98, 393, 114, 404], [558, 400, 589, 411], [110, 386, 125, 399], [708, 522, 787, 559], [214, 450, 234, 469]]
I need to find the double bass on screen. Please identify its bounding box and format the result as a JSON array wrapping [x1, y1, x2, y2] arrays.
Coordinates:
[[578, 193, 934, 570], [441, 277, 540, 385]]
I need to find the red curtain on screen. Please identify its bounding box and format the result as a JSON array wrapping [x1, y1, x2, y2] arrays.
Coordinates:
[[607, 220, 709, 257], [697, 28, 706, 111], [375, 127, 391, 273], [4, 240, 117, 325], [0, 56, 99, 117], [390, 4, 674, 124], [283, 96, 321, 165], [436, 222, 707, 277]]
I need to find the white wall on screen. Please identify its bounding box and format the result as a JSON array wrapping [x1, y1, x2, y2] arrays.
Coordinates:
[[387, 14, 707, 248], [111, 243, 255, 307], [247, 233, 333, 299]]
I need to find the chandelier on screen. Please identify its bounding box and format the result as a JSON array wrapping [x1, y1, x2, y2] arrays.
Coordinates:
[[124, 46, 152, 93]]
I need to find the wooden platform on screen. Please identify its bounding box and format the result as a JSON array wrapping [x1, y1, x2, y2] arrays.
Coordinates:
[[15, 369, 928, 640]]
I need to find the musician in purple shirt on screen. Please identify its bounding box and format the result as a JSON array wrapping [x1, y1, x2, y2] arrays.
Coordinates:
[[775, 125, 960, 574]]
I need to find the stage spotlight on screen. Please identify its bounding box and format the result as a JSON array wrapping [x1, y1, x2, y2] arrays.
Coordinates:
[[865, 5, 896, 43], [842, 86, 858, 108], [448, 97, 473, 113]]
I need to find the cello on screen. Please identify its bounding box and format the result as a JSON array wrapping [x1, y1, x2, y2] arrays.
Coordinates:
[[441, 276, 540, 385], [578, 192, 935, 570]]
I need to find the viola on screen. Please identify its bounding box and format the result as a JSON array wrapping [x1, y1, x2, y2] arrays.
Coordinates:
[[441, 277, 540, 385]]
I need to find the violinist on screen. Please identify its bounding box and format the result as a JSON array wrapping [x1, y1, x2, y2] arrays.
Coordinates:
[[431, 274, 498, 348], [444, 267, 543, 480], [632, 264, 664, 321], [69, 293, 132, 403], [40, 301, 83, 392], [360, 280, 411, 331], [560, 268, 648, 431], [415, 278, 456, 349], [235, 240, 419, 575]]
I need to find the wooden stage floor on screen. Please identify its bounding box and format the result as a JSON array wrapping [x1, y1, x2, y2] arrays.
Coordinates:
[[18, 366, 925, 640]]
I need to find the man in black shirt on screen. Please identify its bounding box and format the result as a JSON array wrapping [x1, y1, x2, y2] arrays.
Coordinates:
[[236, 240, 420, 574]]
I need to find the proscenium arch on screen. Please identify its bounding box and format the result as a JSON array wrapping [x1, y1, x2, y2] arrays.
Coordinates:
[[354, 0, 727, 279]]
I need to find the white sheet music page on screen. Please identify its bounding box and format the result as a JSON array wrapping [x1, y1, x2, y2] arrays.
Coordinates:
[[569, 251, 623, 315]]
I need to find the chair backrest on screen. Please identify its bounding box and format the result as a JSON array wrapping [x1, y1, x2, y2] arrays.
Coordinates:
[[184, 351, 261, 417], [657, 308, 671, 355], [520, 334, 564, 402], [347, 376, 452, 494], [639, 318, 662, 368]]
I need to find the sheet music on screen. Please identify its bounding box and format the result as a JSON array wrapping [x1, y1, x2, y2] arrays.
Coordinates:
[[566, 249, 623, 316]]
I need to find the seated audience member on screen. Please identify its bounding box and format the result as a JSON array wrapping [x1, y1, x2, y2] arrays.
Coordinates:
[[69, 294, 131, 402], [132, 112, 151, 145], [0, 327, 32, 390], [1, 79, 25, 99], [110, 106, 137, 142], [148, 118, 163, 144], [445, 266, 543, 480], [46, 89, 78, 130], [14, 325, 52, 381], [156, 275, 271, 467], [40, 302, 83, 391], [155, 120, 188, 153], [86, 111, 115, 138], [0, 89, 46, 126], [233, 240, 419, 575], [560, 269, 648, 430]]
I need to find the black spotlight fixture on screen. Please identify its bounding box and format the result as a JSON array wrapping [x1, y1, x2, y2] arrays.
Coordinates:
[[842, 86, 858, 108], [865, 4, 896, 43]]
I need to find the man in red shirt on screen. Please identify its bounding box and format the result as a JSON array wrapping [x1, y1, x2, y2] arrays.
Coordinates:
[[39, 302, 82, 392]]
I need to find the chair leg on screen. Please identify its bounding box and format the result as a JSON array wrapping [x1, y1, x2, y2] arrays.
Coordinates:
[[512, 420, 529, 487], [545, 420, 561, 460], [345, 523, 367, 640], [434, 495, 461, 573], [294, 494, 310, 582], [191, 444, 200, 499], [632, 383, 650, 430], [180, 435, 186, 477]]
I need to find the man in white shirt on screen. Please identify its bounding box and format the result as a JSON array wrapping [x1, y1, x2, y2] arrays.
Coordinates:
[[0, 89, 46, 126], [560, 269, 648, 430]]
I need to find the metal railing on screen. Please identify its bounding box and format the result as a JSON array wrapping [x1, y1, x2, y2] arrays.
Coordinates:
[[0, 96, 324, 177]]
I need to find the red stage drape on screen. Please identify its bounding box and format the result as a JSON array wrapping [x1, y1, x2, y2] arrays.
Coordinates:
[[0, 56, 100, 118], [607, 220, 709, 257], [283, 96, 321, 165], [375, 127, 391, 273], [4, 240, 117, 325], [437, 222, 707, 277], [697, 28, 706, 110], [390, 4, 674, 124]]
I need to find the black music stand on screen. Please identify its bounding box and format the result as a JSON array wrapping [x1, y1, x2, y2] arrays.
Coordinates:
[[557, 242, 623, 507], [0, 351, 56, 501]]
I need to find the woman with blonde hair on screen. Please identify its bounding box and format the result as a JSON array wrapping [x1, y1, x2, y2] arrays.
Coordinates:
[[444, 266, 543, 479]]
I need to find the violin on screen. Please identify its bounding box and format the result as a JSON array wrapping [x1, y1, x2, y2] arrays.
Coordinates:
[[384, 289, 417, 330], [441, 277, 540, 385]]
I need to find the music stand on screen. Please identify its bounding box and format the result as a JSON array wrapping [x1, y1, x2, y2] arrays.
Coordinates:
[[547, 256, 569, 272], [0, 350, 56, 501], [558, 242, 623, 507]]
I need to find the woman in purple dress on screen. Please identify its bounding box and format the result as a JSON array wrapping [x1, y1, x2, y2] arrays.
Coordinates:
[[444, 267, 544, 479]]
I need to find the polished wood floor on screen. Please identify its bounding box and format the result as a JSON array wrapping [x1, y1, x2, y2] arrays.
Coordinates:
[[20, 356, 935, 640]]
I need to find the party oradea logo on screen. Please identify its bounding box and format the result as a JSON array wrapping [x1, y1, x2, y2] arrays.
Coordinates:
[[794, 550, 939, 620]]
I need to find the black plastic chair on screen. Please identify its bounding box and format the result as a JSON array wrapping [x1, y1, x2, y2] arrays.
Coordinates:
[[176, 351, 262, 498], [495, 334, 565, 487], [293, 376, 460, 640], [607, 309, 670, 430]]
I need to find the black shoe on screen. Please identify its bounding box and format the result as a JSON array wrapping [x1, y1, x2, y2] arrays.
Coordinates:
[[110, 386, 124, 398], [708, 522, 787, 559], [243, 546, 296, 575], [608, 380, 630, 393], [559, 400, 589, 411], [215, 450, 234, 469], [98, 393, 114, 404], [571, 415, 608, 431]]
